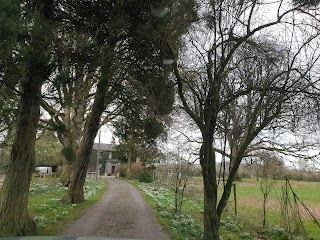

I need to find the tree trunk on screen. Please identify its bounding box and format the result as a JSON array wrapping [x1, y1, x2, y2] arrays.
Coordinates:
[[229, 139, 241, 181], [0, 0, 53, 235], [0, 78, 42, 236], [263, 197, 267, 228], [63, 75, 110, 203], [65, 160, 86, 203], [201, 133, 220, 240], [127, 135, 133, 179], [61, 162, 74, 187], [217, 154, 245, 220]]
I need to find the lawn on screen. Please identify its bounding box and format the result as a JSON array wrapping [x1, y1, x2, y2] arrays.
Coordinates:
[[134, 178, 320, 240], [27, 175, 107, 235]]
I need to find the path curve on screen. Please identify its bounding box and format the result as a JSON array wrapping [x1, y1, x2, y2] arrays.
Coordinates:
[[59, 177, 169, 240]]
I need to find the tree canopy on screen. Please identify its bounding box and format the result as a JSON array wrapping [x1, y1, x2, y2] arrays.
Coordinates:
[[2, 0, 320, 238]]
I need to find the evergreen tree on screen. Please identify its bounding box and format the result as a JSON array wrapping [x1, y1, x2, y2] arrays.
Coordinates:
[[0, 0, 55, 235]]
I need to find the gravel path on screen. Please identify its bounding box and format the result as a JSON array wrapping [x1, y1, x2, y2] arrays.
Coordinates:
[[59, 177, 169, 240]]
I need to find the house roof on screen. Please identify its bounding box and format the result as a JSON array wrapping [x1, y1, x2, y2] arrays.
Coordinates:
[[93, 143, 116, 151]]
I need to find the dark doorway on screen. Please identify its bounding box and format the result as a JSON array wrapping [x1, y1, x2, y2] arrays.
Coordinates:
[[111, 166, 116, 175]]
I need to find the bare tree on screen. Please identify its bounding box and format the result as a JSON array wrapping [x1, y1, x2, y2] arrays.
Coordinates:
[[261, 178, 276, 228], [170, 153, 195, 214], [260, 156, 277, 229], [213, 41, 294, 181], [166, 1, 320, 239]]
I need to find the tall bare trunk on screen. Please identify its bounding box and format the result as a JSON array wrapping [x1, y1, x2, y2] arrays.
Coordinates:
[[201, 133, 220, 240], [127, 134, 134, 179], [0, 78, 42, 236]]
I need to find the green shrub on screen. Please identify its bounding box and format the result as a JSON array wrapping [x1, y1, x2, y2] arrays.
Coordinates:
[[138, 170, 153, 183], [269, 226, 288, 240], [0, 163, 8, 173], [61, 144, 73, 161], [239, 232, 251, 239]]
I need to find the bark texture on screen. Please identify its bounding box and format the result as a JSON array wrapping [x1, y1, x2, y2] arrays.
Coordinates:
[[200, 131, 221, 240], [0, 1, 53, 234], [64, 74, 110, 203], [0, 78, 42, 236]]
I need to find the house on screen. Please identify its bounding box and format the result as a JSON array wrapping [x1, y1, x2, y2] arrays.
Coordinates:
[[88, 139, 120, 176], [153, 152, 177, 165]]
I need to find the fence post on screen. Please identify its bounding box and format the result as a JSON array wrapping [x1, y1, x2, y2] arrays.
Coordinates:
[[233, 182, 237, 216]]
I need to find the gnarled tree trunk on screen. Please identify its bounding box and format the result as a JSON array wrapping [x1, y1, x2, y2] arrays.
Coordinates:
[[63, 73, 110, 203]]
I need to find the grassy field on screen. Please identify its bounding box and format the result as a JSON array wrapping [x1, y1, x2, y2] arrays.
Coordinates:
[[27, 176, 107, 235], [219, 179, 320, 237], [134, 178, 320, 240]]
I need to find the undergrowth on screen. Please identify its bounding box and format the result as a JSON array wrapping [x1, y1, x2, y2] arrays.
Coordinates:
[[135, 181, 317, 240], [28, 177, 107, 235]]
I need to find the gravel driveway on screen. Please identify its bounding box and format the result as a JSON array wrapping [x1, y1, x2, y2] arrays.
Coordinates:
[[59, 177, 169, 240]]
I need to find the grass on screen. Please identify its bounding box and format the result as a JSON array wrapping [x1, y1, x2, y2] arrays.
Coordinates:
[[131, 181, 204, 239], [225, 179, 320, 239], [223, 179, 320, 239], [127, 180, 174, 235], [130, 178, 320, 240], [28, 176, 107, 235]]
